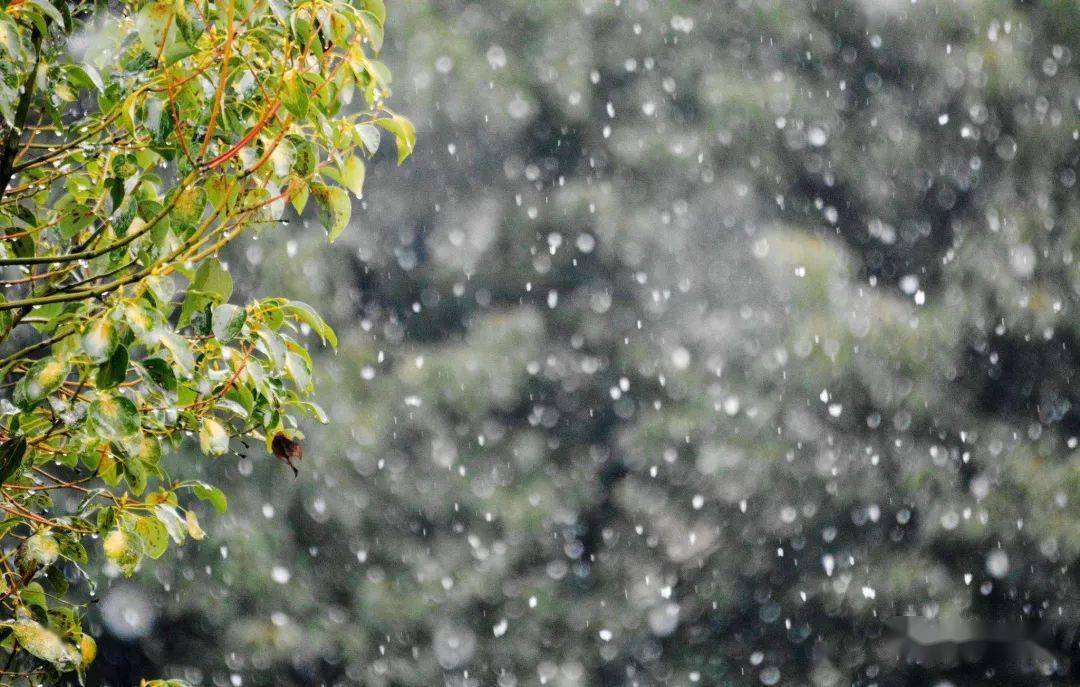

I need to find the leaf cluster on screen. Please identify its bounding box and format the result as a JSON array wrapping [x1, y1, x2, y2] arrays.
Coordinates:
[[0, 0, 410, 681]]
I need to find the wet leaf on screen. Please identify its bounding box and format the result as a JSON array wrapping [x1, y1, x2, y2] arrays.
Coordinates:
[[192, 482, 227, 513], [89, 395, 141, 438], [95, 344, 128, 390], [102, 528, 140, 576], [185, 510, 205, 540], [82, 319, 116, 363], [13, 359, 70, 410], [311, 183, 351, 243], [211, 304, 246, 343], [153, 504, 187, 544], [340, 155, 366, 198], [9, 618, 75, 667], [21, 532, 60, 570], [135, 516, 168, 559], [281, 69, 308, 118], [136, 0, 177, 55], [0, 436, 26, 485], [141, 357, 177, 392], [375, 114, 416, 164], [198, 418, 229, 456], [279, 300, 337, 349]]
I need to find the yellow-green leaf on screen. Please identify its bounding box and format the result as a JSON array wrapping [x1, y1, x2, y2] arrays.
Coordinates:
[[136, 0, 177, 55], [280, 299, 337, 349], [102, 528, 141, 576], [357, 10, 383, 51], [375, 114, 415, 164], [362, 0, 386, 24], [198, 418, 229, 456], [82, 319, 116, 363], [192, 482, 227, 513], [154, 504, 187, 543], [13, 358, 70, 410], [79, 633, 96, 668], [22, 532, 60, 569], [311, 183, 351, 243], [185, 510, 205, 540], [281, 69, 308, 118], [10, 618, 76, 667], [340, 155, 366, 198], [135, 516, 168, 559], [89, 394, 141, 437]]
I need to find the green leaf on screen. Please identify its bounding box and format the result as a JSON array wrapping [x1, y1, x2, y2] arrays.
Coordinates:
[[147, 274, 177, 308], [190, 304, 212, 337], [89, 395, 141, 438], [297, 400, 329, 424], [135, 516, 168, 559], [291, 137, 317, 177], [285, 350, 312, 392], [0, 436, 26, 485], [163, 39, 198, 65], [57, 202, 95, 239], [280, 69, 308, 118], [141, 357, 177, 392], [311, 183, 351, 243], [27, 0, 64, 28], [192, 482, 227, 513], [111, 198, 137, 235], [255, 327, 287, 368], [364, 58, 392, 90], [280, 299, 338, 349], [340, 155, 366, 198], [375, 115, 416, 164], [156, 330, 195, 378], [288, 7, 313, 42], [20, 583, 47, 614], [45, 606, 78, 640], [289, 178, 309, 215], [326, 10, 352, 45], [211, 304, 246, 343], [170, 187, 206, 236], [95, 344, 128, 390], [204, 175, 237, 211], [180, 258, 233, 325], [124, 455, 148, 495], [133, 434, 162, 468], [194, 258, 234, 301], [54, 532, 88, 565], [224, 382, 254, 417], [64, 64, 104, 93]]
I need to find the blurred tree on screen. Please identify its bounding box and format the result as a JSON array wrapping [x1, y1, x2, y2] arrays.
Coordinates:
[[94, 1, 1080, 686]]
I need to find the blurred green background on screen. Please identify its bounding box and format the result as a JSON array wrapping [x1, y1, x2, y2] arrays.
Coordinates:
[[76, 1, 1080, 685]]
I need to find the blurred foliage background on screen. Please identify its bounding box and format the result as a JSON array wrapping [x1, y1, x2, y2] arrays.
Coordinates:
[[74, 0, 1080, 685]]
